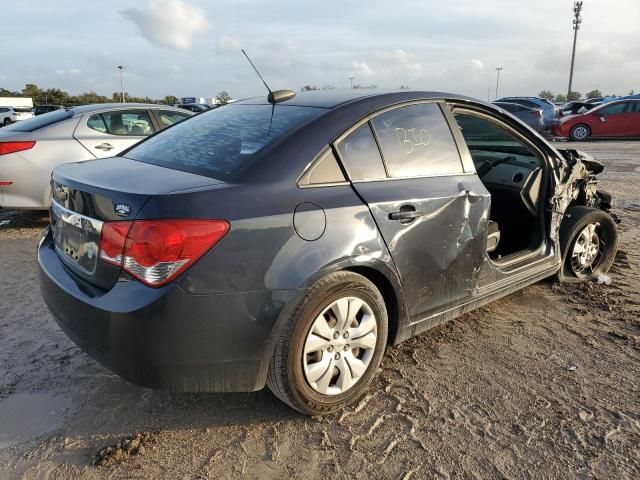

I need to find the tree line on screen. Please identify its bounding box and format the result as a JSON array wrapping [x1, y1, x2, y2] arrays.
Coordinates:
[[0, 84, 232, 106], [537, 88, 635, 103]]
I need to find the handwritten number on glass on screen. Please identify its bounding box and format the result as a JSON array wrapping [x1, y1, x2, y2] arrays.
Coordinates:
[[394, 128, 432, 154]]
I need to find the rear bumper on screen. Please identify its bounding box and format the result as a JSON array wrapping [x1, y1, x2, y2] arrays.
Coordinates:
[[38, 230, 296, 392]]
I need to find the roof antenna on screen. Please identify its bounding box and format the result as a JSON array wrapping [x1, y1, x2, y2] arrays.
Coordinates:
[[241, 49, 296, 105]]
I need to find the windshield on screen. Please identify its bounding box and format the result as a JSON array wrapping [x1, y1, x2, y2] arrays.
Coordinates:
[[125, 104, 323, 180], [5, 109, 73, 131]]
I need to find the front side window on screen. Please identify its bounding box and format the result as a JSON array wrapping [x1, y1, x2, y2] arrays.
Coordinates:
[[88, 110, 155, 136], [454, 112, 541, 170], [599, 103, 627, 115], [125, 104, 323, 181], [371, 103, 463, 178], [335, 123, 387, 181]]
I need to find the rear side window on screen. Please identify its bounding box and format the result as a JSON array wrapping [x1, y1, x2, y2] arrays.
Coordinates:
[[4, 109, 72, 132], [298, 149, 346, 186], [88, 110, 155, 136], [125, 104, 323, 181], [516, 100, 536, 108], [335, 123, 387, 181], [156, 110, 191, 130], [371, 103, 463, 178]]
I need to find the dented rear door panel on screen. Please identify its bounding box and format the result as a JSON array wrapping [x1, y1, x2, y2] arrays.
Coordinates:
[[352, 174, 490, 322]]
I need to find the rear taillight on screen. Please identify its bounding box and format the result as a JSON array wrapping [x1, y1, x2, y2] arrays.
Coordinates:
[[0, 141, 36, 155], [98, 219, 229, 287], [99, 222, 133, 266]]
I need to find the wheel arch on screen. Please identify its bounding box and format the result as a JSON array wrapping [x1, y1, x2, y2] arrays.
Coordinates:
[[343, 265, 403, 346], [257, 257, 409, 389]]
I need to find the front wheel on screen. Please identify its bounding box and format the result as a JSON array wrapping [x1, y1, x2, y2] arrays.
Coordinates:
[[557, 206, 617, 283], [267, 271, 388, 415], [569, 124, 591, 141], [3, 118, 11, 127]]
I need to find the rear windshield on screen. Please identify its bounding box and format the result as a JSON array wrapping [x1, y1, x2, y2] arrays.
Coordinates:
[[5, 109, 73, 131], [124, 104, 323, 180]]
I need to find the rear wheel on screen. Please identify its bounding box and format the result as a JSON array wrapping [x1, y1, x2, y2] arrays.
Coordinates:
[[557, 206, 617, 283], [267, 271, 388, 415], [3, 118, 11, 127], [569, 124, 590, 141]]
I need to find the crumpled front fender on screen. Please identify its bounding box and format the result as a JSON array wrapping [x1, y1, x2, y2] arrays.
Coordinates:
[[550, 149, 605, 239]]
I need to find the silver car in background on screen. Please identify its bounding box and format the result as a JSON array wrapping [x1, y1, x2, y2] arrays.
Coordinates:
[[0, 104, 193, 209]]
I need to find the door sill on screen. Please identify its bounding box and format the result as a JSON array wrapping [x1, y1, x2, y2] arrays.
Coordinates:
[[489, 243, 545, 269]]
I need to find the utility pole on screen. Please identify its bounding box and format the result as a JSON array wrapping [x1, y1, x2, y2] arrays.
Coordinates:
[[567, 1, 583, 99], [117, 65, 126, 103], [348, 76, 354, 89], [495, 67, 503, 100]]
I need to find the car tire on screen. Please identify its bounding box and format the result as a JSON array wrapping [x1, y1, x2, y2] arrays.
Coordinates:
[[3, 118, 11, 127], [556, 206, 617, 283], [569, 124, 591, 141], [266, 271, 388, 415]]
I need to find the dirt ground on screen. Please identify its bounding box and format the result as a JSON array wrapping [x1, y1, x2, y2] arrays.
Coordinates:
[[0, 141, 638, 479]]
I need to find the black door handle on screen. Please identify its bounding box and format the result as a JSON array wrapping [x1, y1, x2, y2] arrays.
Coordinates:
[[389, 210, 422, 221]]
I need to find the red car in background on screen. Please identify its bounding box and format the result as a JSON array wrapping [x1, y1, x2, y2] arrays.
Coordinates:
[[553, 99, 640, 141]]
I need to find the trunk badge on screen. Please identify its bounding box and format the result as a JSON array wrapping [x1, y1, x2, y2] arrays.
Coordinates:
[[114, 203, 131, 217]]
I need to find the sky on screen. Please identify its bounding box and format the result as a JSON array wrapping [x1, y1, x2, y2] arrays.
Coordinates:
[[1, 0, 638, 101]]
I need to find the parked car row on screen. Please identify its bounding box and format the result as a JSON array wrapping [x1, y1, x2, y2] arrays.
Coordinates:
[[0, 103, 193, 209], [552, 98, 640, 140], [176, 103, 216, 113], [493, 95, 640, 141]]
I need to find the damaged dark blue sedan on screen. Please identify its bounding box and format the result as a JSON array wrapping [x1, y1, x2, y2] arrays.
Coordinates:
[[38, 90, 617, 414]]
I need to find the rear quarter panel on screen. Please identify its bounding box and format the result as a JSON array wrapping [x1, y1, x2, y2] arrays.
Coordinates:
[[137, 181, 401, 295], [2, 117, 89, 208]]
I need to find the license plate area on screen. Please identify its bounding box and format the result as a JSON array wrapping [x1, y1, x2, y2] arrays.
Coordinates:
[[50, 200, 103, 274]]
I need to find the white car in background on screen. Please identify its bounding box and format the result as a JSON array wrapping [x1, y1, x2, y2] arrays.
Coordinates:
[[0, 103, 193, 209], [0, 106, 35, 126]]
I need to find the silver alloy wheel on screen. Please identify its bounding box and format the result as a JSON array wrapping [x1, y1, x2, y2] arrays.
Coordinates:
[[572, 125, 589, 140], [302, 296, 377, 396], [570, 222, 602, 277]]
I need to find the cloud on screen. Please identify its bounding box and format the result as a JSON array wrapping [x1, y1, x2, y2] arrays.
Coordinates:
[[55, 68, 81, 76], [471, 59, 484, 71], [120, 0, 208, 50], [216, 35, 241, 52], [352, 61, 374, 78]]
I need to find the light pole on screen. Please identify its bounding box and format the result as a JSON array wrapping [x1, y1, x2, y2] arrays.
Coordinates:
[[117, 65, 126, 103], [567, 1, 583, 99], [348, 76, 354, 89], [495, 67, 503, 100]]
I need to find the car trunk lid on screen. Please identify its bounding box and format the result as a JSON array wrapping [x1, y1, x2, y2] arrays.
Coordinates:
[[50, 156, 224, 289]]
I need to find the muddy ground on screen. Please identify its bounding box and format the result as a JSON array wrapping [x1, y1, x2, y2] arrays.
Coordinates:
[[0, 141, 638, 479]]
